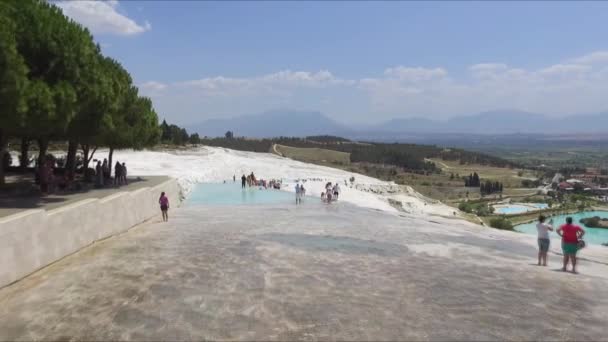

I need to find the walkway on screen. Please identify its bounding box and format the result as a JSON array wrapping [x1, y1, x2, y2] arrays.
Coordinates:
[[0, 176, 169, 218], [1, 203, 607, 340]]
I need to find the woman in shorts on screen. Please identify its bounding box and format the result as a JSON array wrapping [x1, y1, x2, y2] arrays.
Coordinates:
[[557, 217, 585, 273], [159, 192, 170, 222]]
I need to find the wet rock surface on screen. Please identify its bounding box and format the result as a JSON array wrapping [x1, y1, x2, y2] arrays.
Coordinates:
[[1, 203, 607, 341]]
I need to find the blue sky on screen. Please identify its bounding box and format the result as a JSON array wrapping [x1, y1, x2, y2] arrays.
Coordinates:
[[57, 1, 608, 125]]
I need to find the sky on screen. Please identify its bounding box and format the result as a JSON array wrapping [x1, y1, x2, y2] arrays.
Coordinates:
[[56, 1, 608, 126]]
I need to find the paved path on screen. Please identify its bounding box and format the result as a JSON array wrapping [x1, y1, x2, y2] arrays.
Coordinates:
[[1, 203, 607, 340], [0, 176, 169, 218]]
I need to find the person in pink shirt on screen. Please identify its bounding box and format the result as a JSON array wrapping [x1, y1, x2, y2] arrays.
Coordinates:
[[159, 192, 170, 222]]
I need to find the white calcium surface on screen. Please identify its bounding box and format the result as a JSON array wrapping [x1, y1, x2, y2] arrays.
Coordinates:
[[106, 146, 452, 216]]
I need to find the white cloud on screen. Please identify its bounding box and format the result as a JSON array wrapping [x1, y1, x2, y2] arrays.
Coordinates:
[[571, 51, 608, 65], [538, 64, 591, 76], [469, 63, 508, 72], [383, 66, 447, 82], [140, 81, 168, 91], [56, 0, 151, 36], [173, 70, 351, 97], [142, 50, 608, 123]]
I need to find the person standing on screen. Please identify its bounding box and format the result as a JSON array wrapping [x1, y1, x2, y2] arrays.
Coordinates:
[[114, 161, 122, 186], [233, 174, 236, 183], [95, 161, 103, 187], [557, 217, 585, 273], [121, 162, 128, 185], [536, 215, 553, 266], [159, 192, 170, 222], [295, 183, 301, 204], [241, 174, 246, 189], [102, 159, 109, 182]]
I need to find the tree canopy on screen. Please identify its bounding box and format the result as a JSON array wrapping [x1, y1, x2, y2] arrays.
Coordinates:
[[0, 0, 161, 184]]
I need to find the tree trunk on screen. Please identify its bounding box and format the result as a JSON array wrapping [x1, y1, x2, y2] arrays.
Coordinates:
[[65, 140, 77, 179], [82, 144, 97, 171], [82, 144, 90, 171], [89, 146, 97, 166], [0, 129, 6, 186], [37, 138, 48, 175], [19, 137, 30, 171], [108, 147, 114, 177]]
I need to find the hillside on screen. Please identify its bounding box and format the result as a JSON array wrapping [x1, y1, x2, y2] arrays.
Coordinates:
[[273, 144, 351, 165]]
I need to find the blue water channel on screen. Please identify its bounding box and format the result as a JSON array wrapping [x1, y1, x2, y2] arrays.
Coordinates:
[[514, 210, 608, 245], [185, 182, 298, 206]]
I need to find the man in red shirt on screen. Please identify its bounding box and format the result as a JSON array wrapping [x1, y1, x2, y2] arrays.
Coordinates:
[[557, 217, 585, 273]]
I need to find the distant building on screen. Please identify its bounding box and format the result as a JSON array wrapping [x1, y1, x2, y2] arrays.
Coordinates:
[[551, 173, 563, 184], [558, 182, 573, 191]]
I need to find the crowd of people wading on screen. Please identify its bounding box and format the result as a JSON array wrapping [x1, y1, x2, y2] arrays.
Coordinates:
[[239, 172, 282, 190]]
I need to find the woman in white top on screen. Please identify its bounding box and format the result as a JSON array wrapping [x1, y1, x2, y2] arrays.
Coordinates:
[[536, 215, 554, 266]]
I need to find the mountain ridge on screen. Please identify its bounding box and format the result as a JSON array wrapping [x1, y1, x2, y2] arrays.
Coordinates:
[[188, 109, 608, 137]]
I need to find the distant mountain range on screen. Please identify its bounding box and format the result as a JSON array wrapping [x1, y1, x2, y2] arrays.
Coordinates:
[[188, 110, 347, 138], [188, 109, 608, 138], [373, 110, 608, 135]]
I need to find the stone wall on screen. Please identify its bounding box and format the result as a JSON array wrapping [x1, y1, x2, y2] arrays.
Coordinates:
[[0, 178, 182, 288]]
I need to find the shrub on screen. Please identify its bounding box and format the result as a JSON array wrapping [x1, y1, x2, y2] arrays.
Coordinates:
[[489, 217, 514, 230], [475, 204, 494, 216], [458, 202, 473, 213]]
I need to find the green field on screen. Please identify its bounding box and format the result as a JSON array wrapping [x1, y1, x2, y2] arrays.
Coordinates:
[[273, 144, 351, 165], [474, 146, 608, 170], [428, 158, 538, 188]]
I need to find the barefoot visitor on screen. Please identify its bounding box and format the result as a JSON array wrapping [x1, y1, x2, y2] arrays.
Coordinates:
[[159, 192, 170, 222], [536, 215, 553, 266], [557, 217, 585, 273]]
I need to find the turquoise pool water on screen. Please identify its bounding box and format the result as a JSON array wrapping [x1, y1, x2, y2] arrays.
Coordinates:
[[514, 210, 608, 245], [186, 183, 297, 206], [494, 203, 549, 215]]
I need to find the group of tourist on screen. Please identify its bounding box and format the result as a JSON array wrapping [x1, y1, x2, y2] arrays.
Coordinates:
[[95, 159, 128, 188], [295, 183, 306, 204], [240, 172, 256, 188], [292, 181, 342, 205], [321, 182, 340, 203], [238, 172, 281, 190], [536, 215, 586, 273]]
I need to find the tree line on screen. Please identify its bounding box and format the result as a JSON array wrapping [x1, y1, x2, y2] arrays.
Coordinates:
[[0, 0, 160, 184], [463, 172, 503, 195], [154, 117, 518, 175], [164, 125, 516, 173]]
